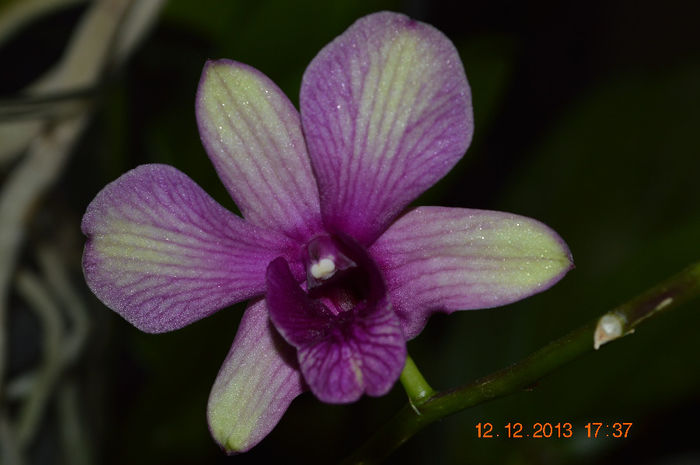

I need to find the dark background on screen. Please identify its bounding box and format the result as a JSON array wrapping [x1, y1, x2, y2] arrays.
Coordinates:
[[2, 0, 699, 463]]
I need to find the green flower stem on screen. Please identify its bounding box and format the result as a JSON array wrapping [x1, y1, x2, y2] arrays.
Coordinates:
[[340, 261, 700, 465], [399, 355, 435, 406]]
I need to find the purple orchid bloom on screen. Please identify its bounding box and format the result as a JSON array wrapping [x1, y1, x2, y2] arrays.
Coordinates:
[[81, 12, 572, 453]]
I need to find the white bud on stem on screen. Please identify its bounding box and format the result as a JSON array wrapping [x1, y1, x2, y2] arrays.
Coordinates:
[[593, 313, 626, 350]]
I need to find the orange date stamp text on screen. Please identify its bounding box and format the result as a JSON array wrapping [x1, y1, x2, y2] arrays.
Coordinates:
[[475, 422, 632, 439]]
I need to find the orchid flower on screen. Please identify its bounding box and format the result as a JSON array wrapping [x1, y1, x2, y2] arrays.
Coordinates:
[[81, 12, 572, 453]]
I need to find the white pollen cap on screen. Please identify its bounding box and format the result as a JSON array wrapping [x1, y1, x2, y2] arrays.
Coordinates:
[[310, 257, 336, 280]]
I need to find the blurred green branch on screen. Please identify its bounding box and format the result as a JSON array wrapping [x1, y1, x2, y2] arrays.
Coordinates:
[[341, 260, 700, 465]]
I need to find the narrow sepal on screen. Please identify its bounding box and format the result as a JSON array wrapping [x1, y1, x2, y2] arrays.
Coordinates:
[[197, 59, 323, 240], [208, 300, 305, 453]]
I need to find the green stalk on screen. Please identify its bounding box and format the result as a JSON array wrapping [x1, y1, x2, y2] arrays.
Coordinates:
[[340, 261, 700, 465], [399, 355, 435, 406]]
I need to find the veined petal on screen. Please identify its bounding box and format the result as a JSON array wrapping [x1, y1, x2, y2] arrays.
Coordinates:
[[300, 12, 473, 244], [208, 299, 304, 454], [266, 257, 406, 404], [196, 60, 322, 241], [370, 207, 573, 339], [81, 164, 294, 333], [297, 302, 405, 403]]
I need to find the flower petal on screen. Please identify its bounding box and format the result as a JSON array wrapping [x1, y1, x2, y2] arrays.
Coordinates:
[[370, 207, 573, 339], [266, 257, 406, 404], [208, 299, 304, 454], [265, 258, 334, 346], [82, 164, 294, 333], [296, 301, 405, 403], [196, 59, 323, 241], [300, 12, 473, 244]]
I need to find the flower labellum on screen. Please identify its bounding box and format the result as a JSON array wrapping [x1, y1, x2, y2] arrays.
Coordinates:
[[81, 11, 573, 454], [267, 233, 405, 404]]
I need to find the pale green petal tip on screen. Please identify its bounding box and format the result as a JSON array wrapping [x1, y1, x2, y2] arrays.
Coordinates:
[[208, 395, 257, 455], [205, 302, 304, 455], [498, 218, 574, 291], [201, 59, 269, 111]]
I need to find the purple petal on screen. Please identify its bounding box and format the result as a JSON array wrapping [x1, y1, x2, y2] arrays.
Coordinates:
[[297, 302, 406, 402], [266, 257, 334, 347], [208, 300, 304, 453], [300, 12, 473, 244], [370, 207, 574, 339], [196, 59, 323, 241], [81, 164, 295, 333], [266, 256, 406, 404]]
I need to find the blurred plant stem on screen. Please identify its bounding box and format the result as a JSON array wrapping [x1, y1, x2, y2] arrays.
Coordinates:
[[0, 0, 165, 463], [341, 260, 700, 465], [0, 0, 85, 47]]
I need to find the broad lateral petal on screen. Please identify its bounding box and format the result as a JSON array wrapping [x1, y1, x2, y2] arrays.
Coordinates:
[[208, 300, 305, 454], [300, 12, 473, 245], [82, 164, 294, 333], [196, 59, 322, 241], [266, 255, 406, 404], [370, 207, 573, 339]]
